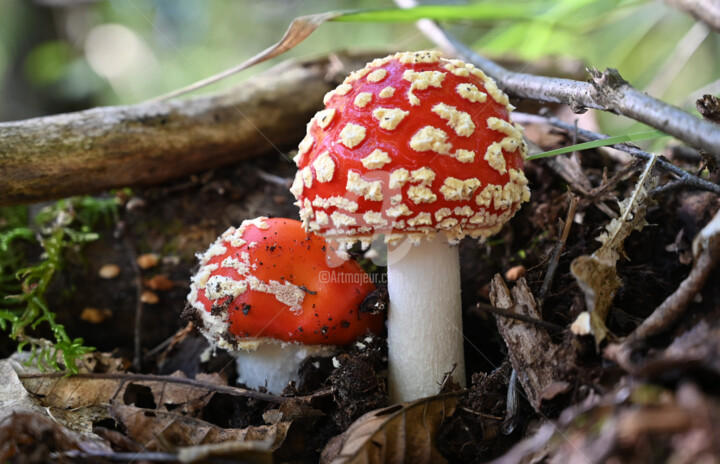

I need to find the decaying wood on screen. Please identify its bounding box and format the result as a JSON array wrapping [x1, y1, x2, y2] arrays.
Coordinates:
[[0, 53, 373, 206], [696, 94, 720, 123], [488, 276, 571, 412]]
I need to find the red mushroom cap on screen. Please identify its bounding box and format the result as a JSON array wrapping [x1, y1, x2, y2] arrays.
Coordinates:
[[186, 217, 383, 348], [291, 51, 530, 245]]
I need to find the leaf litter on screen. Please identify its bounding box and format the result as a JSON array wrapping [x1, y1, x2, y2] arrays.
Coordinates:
[[570, 154, 658, 347]]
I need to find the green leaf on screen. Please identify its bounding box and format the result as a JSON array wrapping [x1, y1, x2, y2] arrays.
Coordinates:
[[333, 4, 541, 23], [525, 129, 667, 161]]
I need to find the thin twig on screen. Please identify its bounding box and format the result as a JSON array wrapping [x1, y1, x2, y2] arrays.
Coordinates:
[[52, 451, 181, 463], [546, 117, 720, 196], [150, 12, 342, 102], [142, 334, 176, 362], [396, 1, 720, 159], [17, 371, 292, 403], [256, 169, 292, 187], [0, 53, 378, 206], [122, 235, 144, 372], [472, 302, 564, 333], [501, 369, 519, 435], [537, 192, 578, 306]]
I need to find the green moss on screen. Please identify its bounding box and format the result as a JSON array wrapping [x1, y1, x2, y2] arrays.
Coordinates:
[[0, 196, 118, 373]]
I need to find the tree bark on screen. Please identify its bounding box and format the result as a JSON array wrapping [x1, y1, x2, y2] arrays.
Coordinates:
[[0, 53, 373, 206], [489, 276, 571, 412]]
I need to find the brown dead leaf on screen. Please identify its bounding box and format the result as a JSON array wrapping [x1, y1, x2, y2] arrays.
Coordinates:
[[1, 360, 112, 456], [19, 370, 234, 418], [0, 360, 45, 421], [134, 371, 223, 415], [111, 402, 289, 452], [320, 392, 460, 464], [178, 439, 274, 464], [15, 363, 123, 438], [570, 155, 657, 347], [154, 11, 342, 101], [263, 397, 325, 424], [19, 370, 122, 409], [0, 412, 111, 462]]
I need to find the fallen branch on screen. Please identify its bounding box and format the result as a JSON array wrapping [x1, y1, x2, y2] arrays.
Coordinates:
[[0, 52, 373, 206], [394, 0, 720, 160], [628, 207, 720, 341], [546, 117, 720, 196]]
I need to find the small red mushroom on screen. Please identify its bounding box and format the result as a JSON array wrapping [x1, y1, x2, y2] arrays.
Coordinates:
[[290, 51, 530, 402], [186, 217, 383, 393]]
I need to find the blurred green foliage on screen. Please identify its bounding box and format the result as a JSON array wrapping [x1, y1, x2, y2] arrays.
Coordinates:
[[0, 0, 717, 119]]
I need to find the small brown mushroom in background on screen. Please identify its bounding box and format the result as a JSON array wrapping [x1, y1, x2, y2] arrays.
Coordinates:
[[98, 264, 120, 279], [145, 275, 174, 291], [505, 265, 526, 281], [80, 307, 112, 324], [140, 291, 159, 305], [136, 253, 159, 270]]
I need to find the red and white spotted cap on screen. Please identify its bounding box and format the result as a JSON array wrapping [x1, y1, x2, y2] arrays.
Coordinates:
[[290, 50, 530, 246], [186, 217, 383, 351]]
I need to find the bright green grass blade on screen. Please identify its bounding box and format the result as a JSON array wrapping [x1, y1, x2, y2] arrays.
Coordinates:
[[333, 4, 542, 23], [525, 129, 667, 161]]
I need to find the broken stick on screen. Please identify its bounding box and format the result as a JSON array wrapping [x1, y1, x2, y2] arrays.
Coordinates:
[[0, 53, 374, 206]]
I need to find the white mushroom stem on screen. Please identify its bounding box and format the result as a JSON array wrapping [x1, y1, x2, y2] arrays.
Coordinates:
[[233, 341, 335, 394], [387, 235, 466, 403]]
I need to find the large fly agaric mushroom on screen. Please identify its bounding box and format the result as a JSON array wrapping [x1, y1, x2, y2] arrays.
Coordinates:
[[185, 217, 383, 393], [290, 51, 530, 402]]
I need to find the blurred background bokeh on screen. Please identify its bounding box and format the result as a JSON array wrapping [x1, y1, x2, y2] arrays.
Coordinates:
[[1, 0, 718, 134]]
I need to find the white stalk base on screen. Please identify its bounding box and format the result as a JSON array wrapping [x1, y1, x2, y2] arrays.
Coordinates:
[[234, 341, 335, 394], [387, 236, 466, 403]]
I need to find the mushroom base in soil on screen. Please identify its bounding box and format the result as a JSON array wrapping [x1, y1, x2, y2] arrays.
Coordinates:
[[227, 339, 336, 393], [291, 50, 530, 403], [186, 217, 383, 394]]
